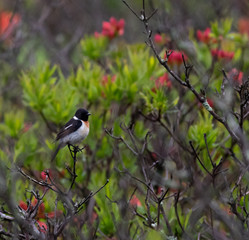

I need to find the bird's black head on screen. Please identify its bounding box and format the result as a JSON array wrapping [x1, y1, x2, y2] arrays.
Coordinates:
[[75, 108, 91, 121]]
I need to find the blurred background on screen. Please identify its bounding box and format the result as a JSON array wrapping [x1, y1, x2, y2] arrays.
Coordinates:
[[2, 0, 249, 111], [1, 0, 249, 238], [1, 0, 249, 70]]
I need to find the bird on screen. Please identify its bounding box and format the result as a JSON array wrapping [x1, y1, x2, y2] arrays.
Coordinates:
[[51, 108, 91, 161]]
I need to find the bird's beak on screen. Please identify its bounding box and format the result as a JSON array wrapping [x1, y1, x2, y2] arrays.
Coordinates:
[[87, 113, 91, 116]]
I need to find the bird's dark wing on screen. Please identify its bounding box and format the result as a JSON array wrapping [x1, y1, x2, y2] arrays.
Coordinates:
[[56, 119, 82, 141]]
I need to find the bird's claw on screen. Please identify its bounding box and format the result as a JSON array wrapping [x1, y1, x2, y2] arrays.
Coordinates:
[[68, 144, 85, 153], [75, 146, 85, 152]]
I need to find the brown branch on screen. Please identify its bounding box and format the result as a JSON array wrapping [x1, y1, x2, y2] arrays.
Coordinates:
[[105, 128, 138, 156], [122, 0, 240, 145], [160, 204, 172, 235], [17, 167, 59, 193], [189, 141, 212, 176], [67, 145, 81, 192], [56, 179, 109, 237], [116, 168, 158, 201], [145, 187, 153, 226], [174, 191, 184, 233], [204, 133, 215, 168], [0, 212, 14, 221], [139, 110, 193, 154], [76, 179, 109, 213]]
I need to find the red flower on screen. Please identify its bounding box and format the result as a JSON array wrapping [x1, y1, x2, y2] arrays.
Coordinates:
[[155, 186, 164, 195], [101, 75, 116, 86], [41, 169, 64, 181], [94, 31, 102, 38], [167, 50, 188, 66], [19, 199, 45, 219], [19, 198, 63, 221], [32, 199, 45, 219], [40, 170, 53, 186], [22, 122, 32, 133], [130, 195, 142, 207], [19, 201, 28, 211], [0, 11, 20, 38], [207, 98, 214, 108], [95, 17, 125, 40], [151, 152, 158, 160], [47, 210, 63, 219], [155, 73, 171, 89], [41, 171, 47, 181], [238, 18, 249, 36], [228, 68, 243, 85], [154, 33, 169, 45], [41, 170, 53, 181], [37, 221, 47, 233], [211, 49, 234, 60], [197, 28, 215, 44], [198, 98, 214, 109]]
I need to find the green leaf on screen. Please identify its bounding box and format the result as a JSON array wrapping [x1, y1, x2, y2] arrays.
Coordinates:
[[81, 35, 108, 60], [0, 110, 25, 138], [222, 18, 232, 36], [147, 230, 163, 240], [21, 63, 57, 111], [188, 111, 219, 149]]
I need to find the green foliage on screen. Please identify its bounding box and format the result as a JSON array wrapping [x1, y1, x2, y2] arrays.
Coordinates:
[[2, 12, 249, 239], [211, 18, 232, 38], [21, 63, 57, 112], [188, 111, 219, 149], [70, 60, 104, 104], [0, 110, 25, 138], [81, 35, 109, 60], [0, 149, 10, 169], [146, 230, 164, 240], [92, 175, 120, 236], [193, 42, 212, 68], [14, 125, 39, 164], [140, 88, 168, 113]]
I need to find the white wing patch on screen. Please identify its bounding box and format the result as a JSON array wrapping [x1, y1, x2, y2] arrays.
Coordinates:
[[64, 124, 73, 130], [60, 121, 89, 145]]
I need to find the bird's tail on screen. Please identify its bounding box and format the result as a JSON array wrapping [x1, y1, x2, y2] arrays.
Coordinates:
[[51, 142, 63, 161]]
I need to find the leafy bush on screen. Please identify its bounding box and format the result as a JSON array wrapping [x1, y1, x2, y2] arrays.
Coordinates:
[[1, 1, 249, 240]]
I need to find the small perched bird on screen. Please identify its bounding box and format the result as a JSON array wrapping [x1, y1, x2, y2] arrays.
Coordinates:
[[51, 108, 91, 161]]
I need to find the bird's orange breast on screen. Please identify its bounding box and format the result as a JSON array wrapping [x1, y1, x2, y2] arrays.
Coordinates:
[[84, 121, 89, 128]]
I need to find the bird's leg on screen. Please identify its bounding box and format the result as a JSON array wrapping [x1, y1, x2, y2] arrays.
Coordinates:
[[73, 145, 85, 153], [68, 144, 74, 159], [68, 144, 85, 160]]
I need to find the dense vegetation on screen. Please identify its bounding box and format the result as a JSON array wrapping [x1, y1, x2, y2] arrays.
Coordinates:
[[1, 0, 249, 239]]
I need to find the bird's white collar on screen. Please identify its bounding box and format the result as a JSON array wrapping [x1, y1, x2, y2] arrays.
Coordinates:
[[73, 116, 79, 120]]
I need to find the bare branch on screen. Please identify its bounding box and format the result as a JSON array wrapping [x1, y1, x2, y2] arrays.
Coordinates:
[[189, 141, 212, 176], [204, 133, 215, 168], [105, 128, 138, 156], [122, 0, 240, 145]]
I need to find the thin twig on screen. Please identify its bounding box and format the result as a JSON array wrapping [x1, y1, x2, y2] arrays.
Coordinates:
[[204, 133, 215, 168], [189, 141, 212, 176], [160, 204, 172, 235], [116, 168, 158, 201], [122, 0, 240, 145], [76, 179, 109, 213], [105, 128, 138, 155], [174, 191, 184, 233], [18, 167, 59, 193], [68, 146, 78, 192]]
